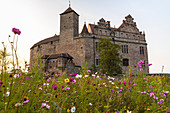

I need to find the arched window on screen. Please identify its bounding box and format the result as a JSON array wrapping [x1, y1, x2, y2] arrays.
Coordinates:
[[123, 58, 129, 66]]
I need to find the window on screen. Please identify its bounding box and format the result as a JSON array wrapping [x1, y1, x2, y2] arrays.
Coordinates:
[[122, 45, 128, 54], [140, 46, 144, 55], [123, 58, 129, 66], [95, 42, 98, 51], [96, 59, 99, 66], [51, 41, 53, 45]]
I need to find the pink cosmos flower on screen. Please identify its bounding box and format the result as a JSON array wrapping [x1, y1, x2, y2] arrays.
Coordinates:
[[149, 86, 152, 88], [87, 70, 91, 73], [118, 82, 121, 85], [73, 79, 76, 83], [23, 100, 29, 103], [144, 78, 148, 81], [65, 87, 70, 90], [147, 64, 152, 66], [137, 60, 144, 65], [41, 103, 47, 108], [151, 75, 154, 77], [46, 104, 50, 109], [152, 85, 155, 87], [150, 92, 155, 97], [132, 84, 137, 86], [139, 66, 142, 68]]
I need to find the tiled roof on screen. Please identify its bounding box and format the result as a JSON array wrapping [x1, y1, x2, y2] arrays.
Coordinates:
[[81, 24, 89, 34], [88, 24, 95, 34], [60, 7, 79, 16], [88, 24, 118, 34], [30, 35, 59, 49], [41, 53, 73, 59]]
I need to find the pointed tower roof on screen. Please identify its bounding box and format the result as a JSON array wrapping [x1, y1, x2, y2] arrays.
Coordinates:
[[81, 23, 89, 34], [60, 7, 79, 16]]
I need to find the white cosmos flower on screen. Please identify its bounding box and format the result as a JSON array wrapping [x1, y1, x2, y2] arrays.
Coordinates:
[[89, 103, 92, 106], [92, 74, 95, 77], [43, 83, 49, 86], [84, 75, 89, 77], [71, 106, 76, 112], [75, 74, 82, 78], [14, 74, 19, 78]]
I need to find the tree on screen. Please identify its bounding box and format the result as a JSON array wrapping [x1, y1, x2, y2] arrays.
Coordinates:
[[97, 38, 122, 75]]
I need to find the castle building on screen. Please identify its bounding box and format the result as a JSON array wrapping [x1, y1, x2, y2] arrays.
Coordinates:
[[30, 6, 149, 75]]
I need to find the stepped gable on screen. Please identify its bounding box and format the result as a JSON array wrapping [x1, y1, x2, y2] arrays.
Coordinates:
[[31, 35, 59, 49], [118, 14, 140, 33], [41, 53, 73, 59], [81, 23, 89, 34], [60, 7, 79, 16]]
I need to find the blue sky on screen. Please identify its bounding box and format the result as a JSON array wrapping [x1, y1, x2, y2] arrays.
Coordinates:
[[0, 0, 170, 73]]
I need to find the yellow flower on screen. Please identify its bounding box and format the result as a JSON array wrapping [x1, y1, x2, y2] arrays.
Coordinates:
[[147, 108, 150, 110], [64, 78, 69, 83], [67, 109, 70, 112], [23, 96, 29, 100], [104, 106, 108, 108]]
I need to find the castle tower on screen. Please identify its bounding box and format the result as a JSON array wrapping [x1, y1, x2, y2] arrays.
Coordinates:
[[60, 7, 79, 43]]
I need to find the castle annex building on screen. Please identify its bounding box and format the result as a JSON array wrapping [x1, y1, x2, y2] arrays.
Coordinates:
[[30, 6, 149, 74]]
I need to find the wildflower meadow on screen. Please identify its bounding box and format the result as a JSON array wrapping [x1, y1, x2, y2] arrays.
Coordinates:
[[0, 28, 169, 113]]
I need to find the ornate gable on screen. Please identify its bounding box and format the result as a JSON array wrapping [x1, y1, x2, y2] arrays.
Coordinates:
[[97, 18, 106, 27], [118, 14, 140, 33]]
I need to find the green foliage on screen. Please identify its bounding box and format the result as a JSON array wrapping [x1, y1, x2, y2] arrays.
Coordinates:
[[97, 38, 122, 75]]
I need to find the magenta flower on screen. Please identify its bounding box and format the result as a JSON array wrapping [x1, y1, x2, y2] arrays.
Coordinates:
[[165, 98, 170, 101], [137, 60, 144, 65], [118, 82, 121, 85], [12, 28, 21, 35], [150, 92, 155, 97], [25, 76, 31, 79], [52, 84, 57, 90], [147, 64, 152, 66], [72, 73, 77, 76], [122, 82, 126, 85], [69, 78, 74, 82], [152, 85, 155, 87], [151, 75, 154, 77]]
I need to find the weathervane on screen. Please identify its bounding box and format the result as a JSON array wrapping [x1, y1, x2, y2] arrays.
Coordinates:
[[69, 0, 71, 7]]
